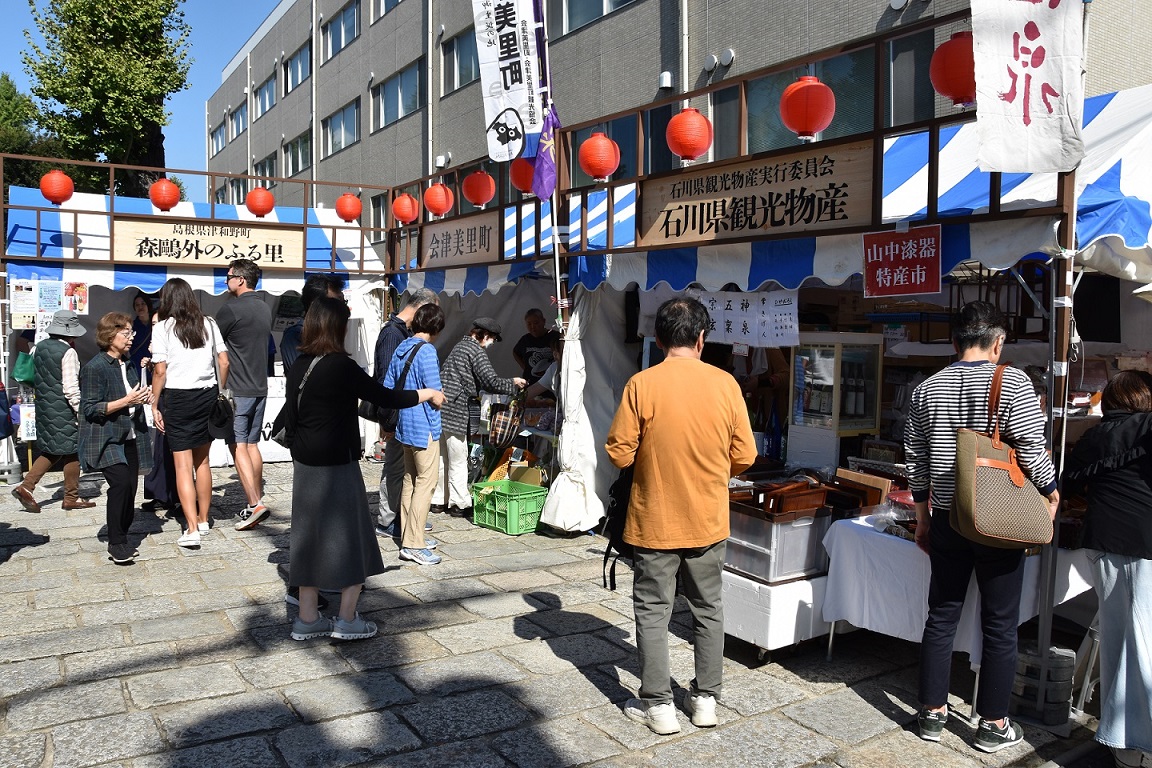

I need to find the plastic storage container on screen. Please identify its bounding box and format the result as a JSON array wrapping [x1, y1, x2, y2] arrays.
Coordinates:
[[725, 501, 831, 584], [470, 480, 548, 535]]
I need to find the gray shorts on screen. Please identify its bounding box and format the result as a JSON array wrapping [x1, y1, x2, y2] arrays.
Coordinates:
[[229, 396, 267, 444]]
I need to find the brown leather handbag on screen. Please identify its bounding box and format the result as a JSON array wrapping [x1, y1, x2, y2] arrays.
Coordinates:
[[951, 364, 1053, 549]]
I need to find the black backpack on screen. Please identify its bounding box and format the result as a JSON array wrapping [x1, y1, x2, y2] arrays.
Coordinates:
[[601, 466, 635, 590]]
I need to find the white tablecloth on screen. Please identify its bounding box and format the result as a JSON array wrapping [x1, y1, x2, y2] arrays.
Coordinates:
[[821, 516, 1093, 666]]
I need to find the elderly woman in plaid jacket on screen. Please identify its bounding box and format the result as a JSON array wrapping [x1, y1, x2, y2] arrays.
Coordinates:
[[435, 317, 525, 514], [79, 312, 154, 565]]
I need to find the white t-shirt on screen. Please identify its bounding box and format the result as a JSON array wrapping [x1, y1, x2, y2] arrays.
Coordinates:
[[151, 317, 227, 390]]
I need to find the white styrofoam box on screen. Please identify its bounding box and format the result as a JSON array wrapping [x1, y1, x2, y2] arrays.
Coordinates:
[[721, 570, 831, 651]]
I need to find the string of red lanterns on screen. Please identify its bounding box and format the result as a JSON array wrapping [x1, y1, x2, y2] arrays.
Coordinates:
[[423, 182, 454, 217], [392, 192, 420, 225], [930, 31, 975, 107]]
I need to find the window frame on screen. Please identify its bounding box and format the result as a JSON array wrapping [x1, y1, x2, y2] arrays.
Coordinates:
[[283, 43, 311, 96], [442, 28, 479, 94], [254, 73, 276, 119], [370, 60, 423, 130], [547, 0, 636, 36], [373, 0, 402, 21], [210, 122, 227, 156], [283, 131, 312, 177], [322, 99, 361, 157], [322, 0, 361, 63], [253, 152, 277, 185], [228, 102, 248, 140]]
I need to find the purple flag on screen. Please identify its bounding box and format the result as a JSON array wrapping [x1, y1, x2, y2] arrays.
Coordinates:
[[531, 105, 561, 199]]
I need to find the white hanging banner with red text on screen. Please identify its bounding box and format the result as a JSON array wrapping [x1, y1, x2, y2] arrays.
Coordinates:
[[862, 225, 942, 298], [972, 0, 1085, 173]]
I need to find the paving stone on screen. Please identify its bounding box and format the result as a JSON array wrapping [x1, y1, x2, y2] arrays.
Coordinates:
[[0, 571, 73, 593], [719, 669, 809, 715], [477, 568, 565, 592], [244, 581, 294, 605], [6, 678, 125, 730], [234, 647, 353, 688], [354, 587, 417, 613], [132, 735, 282, 768], [647, 713, 839, 768], [362, 600, 477, 636], [362, 740, 509, 768], [281, 668, 416, 722], [275, 711, 422, 768], [458, 591, 550, 619], [400, 688, 531, 742], [0, 657, 62, 698], [527, 581, 620, 609], [81, 595, 185, 626], [481, 549, 578, 572], [35, 582, 125, 609], [519, 604, 633, 637], [415, 558, 500, 581], [759, 647, 901, 695], [179, 586, 257, 614], [5, 606, 78, 635], [123, 577, 189, 599], [63, 641, 179, 683], [427, 615, 538, 655], [226, 603, 293, 631], [782, 681, 918, 745], [403, 576, 499, 603], [547, 558, 611, 582], [833, 728, 984, 768], [364, 567, 428, 589], [128, 612, 231, 644], [436, 537, 531, 560], [0, 624, 125, 663], [8, 538, 82, 559], [510, 668, 631, 717], [577, 702, 674, 751], [50, 711, 165, 768], [431, 526, 506, 544], [0, 733, 47, 768], [493, 715, 624, 767], [174, 631, 266, 663], [126, 661, 248, 707], [157, 690, 298, 747], [393, 651, 527, 696], [500, 633, 631, 675], [143, 556, 224, 578]]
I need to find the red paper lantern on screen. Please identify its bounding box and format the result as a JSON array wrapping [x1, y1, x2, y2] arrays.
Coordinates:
[[779, 75, 836, 141], [666, 107, 713, 161], [510, 157, 535, 193], [335, 192, 362, 223], [578, 132, 621, 181], [461, 170, 496, 207], [392, 192, 420, 224], [149, 179, 180, 211], [930, 31, 976, 108], [423, 182, 454, 217], [245, 186, 275, 218], [39, 169, 74, 206]]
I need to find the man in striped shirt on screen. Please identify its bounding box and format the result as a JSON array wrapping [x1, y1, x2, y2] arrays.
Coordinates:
[[904, 301, 1059, 753]]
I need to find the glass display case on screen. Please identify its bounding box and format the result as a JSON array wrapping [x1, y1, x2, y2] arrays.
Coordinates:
[[789, 332, 884, 436]]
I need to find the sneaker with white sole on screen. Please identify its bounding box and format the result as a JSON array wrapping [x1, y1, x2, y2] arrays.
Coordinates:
[[684, 692, 718, 727], [197, 521, 210, 536], [624, 698, 681, 735], [290, 615, 333, 640], [331, 613, 378, 640], [974, 717, 1024, 753], [917, 708, 947, 742], [399, 547, 442, 565], [177, 531, 201, 548], [234, 504, 268, 531]]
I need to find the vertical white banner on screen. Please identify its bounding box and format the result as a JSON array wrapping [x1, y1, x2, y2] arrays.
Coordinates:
[[473, 0, 545, 162], [972, 0, 1085, 173]]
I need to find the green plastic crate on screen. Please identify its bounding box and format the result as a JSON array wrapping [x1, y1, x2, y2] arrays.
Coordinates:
[[470, 480, 548, 535]]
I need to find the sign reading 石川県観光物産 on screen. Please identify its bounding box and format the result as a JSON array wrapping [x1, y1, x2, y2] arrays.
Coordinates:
[[639, 141, 873, 248], [112, 218, 304, 269], [420, 211, 501, 269]]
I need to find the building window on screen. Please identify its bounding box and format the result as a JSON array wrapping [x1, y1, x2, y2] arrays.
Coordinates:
[[570, 113, 636, 186], [323, 99, 360, 156], [371, 61, 422, 129], [210, 122, 227, 155], [547, 0, 635, 35], [886, 30, 935, 127], [369, 193, 388, 242], [253, 152, 276, 184], [254, 74, 276, 119], [228, 102, 248, 140], [284, 131, 311, 176], [214, 186, 227, 204], [374, 0, 401, 20], [228, 177, 247, 205], [442, 28, 479, 93], [323, 0, 360, 62], [284, 43, 311, 95]]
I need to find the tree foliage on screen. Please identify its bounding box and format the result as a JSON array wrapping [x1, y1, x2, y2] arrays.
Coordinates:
[[22, 0, 192, 195], [1, 71, 67, 194]]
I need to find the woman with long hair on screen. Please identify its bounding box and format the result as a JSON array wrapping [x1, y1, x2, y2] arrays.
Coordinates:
[[1064, 370, 1152, 768], [286, 297, 445, 641], [150, 278, 230, 549], [79, 313, 153, 564]]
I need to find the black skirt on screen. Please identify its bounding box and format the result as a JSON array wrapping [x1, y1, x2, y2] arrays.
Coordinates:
[[162, 386, 218, 451]]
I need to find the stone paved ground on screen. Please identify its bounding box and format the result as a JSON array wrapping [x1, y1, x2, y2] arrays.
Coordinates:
[[0, 460, 1103, 768]]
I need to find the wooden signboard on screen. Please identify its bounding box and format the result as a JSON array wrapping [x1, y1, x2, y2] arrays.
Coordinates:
[[640, 140, 873, 248], [112, 218, 305, 269], [421, 210, 501, 268]]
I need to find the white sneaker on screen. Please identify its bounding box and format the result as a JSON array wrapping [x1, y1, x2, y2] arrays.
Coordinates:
[[177, 531, 201, 548], [684, 692, 718, 727], [197, 522, 210, 536], [623, 698, 681, 735]]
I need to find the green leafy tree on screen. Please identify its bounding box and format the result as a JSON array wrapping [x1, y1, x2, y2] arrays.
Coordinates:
[[1, 71, 67, 198], [22, 0, 192, 196]]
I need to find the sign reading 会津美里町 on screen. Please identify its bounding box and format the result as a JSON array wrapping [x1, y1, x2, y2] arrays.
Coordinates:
[[639, 141, 873, 248], [420, 211, 501, 269], [112, 218, 305, 269]]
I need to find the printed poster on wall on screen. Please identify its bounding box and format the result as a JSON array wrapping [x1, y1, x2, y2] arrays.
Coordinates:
[[863, 225, 942, 298], [762, 290, 800, 348], [472, 0, 546, 162], [698, 290, 798, 348], [10, 279, 38, 330]]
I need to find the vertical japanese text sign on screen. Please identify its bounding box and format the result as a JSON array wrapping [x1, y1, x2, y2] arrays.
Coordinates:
[[472, 0, 545, 162], [972, 0, 1085, 172], [862, 225, 942, 298]]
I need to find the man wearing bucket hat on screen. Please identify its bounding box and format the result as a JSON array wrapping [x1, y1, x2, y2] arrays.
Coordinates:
[[11, 310, 97, 514]]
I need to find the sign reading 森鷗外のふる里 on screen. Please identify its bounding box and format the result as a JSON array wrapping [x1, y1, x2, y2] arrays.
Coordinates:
[[112, 218, 305, 269], [420, 211, 501, 269], [640, 141, 873, 248]]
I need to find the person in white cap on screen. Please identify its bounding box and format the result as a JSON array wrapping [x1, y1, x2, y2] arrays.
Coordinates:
[[11, 310, 96, 514]]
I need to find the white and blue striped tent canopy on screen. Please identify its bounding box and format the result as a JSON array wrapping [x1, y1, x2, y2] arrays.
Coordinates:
[[4, 186, 385, 294]]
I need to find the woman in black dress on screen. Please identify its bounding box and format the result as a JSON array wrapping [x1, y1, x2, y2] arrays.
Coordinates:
[[287, 297, 445, 641]]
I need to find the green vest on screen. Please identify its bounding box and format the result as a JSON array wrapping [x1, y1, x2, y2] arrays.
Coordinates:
[[32, 338, 79, 455]]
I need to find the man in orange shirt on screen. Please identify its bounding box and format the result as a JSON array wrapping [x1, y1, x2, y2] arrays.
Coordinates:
[[606, 297, 758, 735]]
